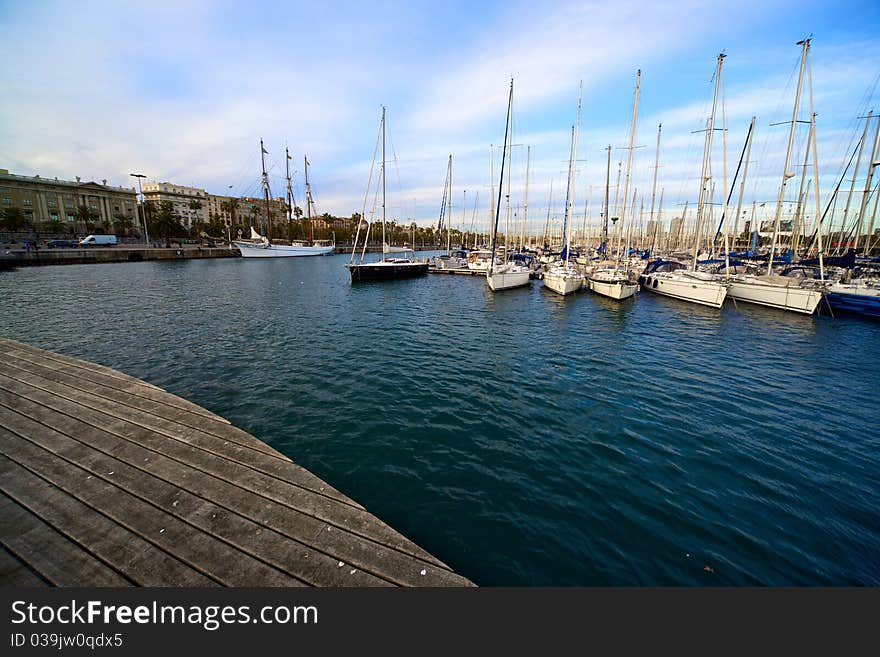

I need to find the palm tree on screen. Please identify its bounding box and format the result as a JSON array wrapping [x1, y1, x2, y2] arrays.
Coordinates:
[[152, 201, 184, 247], [1, 206, 29, 232], [219, 198, 239, 232], [75, 204, 99, 234]]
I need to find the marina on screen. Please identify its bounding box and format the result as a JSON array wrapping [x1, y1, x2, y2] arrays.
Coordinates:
[[1, 255, 878, 586]]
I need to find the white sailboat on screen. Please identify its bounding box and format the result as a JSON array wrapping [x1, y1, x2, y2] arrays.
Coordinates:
[[543, 83, 585, 296], [724, 39, 824, 314], [587, 77, 638, 302], [233, 141, 335, 257], [638, 61, 728, 308], [487, 79, 531, 292]]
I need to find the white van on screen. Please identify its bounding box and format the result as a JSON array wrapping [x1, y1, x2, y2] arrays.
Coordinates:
[[79, 235, 118, 247]]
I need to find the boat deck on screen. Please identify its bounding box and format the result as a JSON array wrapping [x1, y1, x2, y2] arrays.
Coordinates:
[[0, 338, 473, 587]]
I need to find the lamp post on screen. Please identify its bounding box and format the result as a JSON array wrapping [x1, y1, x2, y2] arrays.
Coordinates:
[[130, 173, 149, 246]]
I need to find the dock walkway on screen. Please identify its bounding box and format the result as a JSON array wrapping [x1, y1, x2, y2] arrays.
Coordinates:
[[0, 338, 473, 587]]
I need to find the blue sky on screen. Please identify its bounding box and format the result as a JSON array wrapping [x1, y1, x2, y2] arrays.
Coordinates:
[[1, 0, 878, 234]]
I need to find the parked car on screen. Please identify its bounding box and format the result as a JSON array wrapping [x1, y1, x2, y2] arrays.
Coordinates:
[[47, 239, 76, 248], [79, 234, 118, 247]]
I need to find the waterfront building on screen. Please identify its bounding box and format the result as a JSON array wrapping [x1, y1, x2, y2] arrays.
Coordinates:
[[141, 181, 208, 230], [0, 168, 137, 233]]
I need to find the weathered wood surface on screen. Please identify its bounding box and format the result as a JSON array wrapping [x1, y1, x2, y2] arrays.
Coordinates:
[[0, 338, 473, 587]]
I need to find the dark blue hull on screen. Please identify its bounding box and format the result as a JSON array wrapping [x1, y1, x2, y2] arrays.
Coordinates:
[[825, 292, 880, 318]]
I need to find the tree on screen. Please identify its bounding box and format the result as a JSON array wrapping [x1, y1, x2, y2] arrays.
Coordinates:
[[1, 206, 30, 232], [75, 204, 99, 233], [293, 206, 303, 219], [150, 200, 185, 247]]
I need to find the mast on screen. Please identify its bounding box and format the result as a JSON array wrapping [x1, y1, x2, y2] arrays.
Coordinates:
[[618, 70, 640, 272], [561, 125, 575, 265], [731, 117, 755, 251], [381, 106, 387, 262], [768, 39, 809, 273], [304, 156, 314, 244], [692, 54, 724, 271], [260, 138, 271, 240], [603, 144, 611, 255], [489, 78, 514, 275], [855, 114, 880, 253], [648, 124, 662, 241], [285, 145, 295, 226], [523, 145, 530, 250]]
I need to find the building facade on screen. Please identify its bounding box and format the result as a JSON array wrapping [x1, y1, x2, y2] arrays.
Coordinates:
[[0, 168, 137, 233], [141, 182, 208, 230]]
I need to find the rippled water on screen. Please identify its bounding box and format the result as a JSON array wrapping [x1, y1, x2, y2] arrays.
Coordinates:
[[1, 255, 878, 585]]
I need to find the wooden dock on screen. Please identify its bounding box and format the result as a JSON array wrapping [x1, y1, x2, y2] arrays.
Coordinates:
[[0, 338, 473, 587], [427, 266, 484, 276]]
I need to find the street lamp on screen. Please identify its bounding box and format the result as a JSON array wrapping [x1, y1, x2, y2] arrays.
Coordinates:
[[130, 173, 149, 246]]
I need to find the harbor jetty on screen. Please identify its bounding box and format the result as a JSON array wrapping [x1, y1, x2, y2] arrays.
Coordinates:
[[0, 337, 473, 587], [0, 245, 239, 268]]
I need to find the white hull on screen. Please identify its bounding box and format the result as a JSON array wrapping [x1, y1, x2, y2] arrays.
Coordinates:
[[234, 241, 335, 257], [487, 267, 531, 291], [543, 267, 584, 296], [640, 272, 727, 308], [727, 276, 822, 314], [588, 277, 638, 300]]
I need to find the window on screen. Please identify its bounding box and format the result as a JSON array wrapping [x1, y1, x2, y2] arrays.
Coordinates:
[[2, 197, 10, 205], [23, 198, 31, 206], [50, 212, 59, 221], [89, 203, 97, 209], [67, 214, 76, 222]]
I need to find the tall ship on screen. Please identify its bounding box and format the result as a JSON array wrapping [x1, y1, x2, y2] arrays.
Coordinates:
[[233, 141, 335, 258]]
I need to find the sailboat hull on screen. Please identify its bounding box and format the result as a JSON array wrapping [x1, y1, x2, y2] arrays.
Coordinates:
[[726, 277, 822, 314], [233, 241, 335, 257], [825, 284, 880, 318], [487, 268, 531, 291], [588, 277, 638, 300], [639, 272, 727, 308], [542, 269, 584, 296], [347, 261, 428, 281]]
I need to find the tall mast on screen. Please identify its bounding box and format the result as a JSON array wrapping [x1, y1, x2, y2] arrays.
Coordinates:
[[618, 70, 640, 272], [461, 189, 466, 249], [839, 112, 871, 253], [285, 145, 295, 225], [304, 155, 314, 243], [648, 123, 662, 237], [562, 125, 576, 264], [768, 40, 809, 273], [603, 145, 611, 254], [732, 117, 756, 250], [489, 78, 514, 274], [381, 106, 387, 261], [523, 145, 530, 250], [692, 54, 724, 271], [448, 154, 453, 253], [855, 115, 880, 253], [260, 138, 271, 240]]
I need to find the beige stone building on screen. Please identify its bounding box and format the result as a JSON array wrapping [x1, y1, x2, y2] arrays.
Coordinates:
[[0, 168, 137, 231], [141, 181, 209, 230]]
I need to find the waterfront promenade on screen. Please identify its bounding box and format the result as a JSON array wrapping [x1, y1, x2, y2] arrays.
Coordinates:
[[0, 337, 473, 587]]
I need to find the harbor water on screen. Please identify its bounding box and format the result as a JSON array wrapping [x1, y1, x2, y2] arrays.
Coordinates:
[[1, 254, 878, 585]]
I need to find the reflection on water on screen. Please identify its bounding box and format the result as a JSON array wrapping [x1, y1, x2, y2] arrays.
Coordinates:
[[1, 255, 879, 585]]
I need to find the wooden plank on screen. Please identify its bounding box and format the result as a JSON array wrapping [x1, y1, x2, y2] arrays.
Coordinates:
[[0, 338, 475, 587], [0, 345, 287, 459], [1, 343, 231, 425], [0, 392, 467, 584], [0, 430, 305, 587], [0, 544, 50, 586], [0, 454, 216, 587], [0, 375, 448, 568], [0, 405, 398, 586], [0, 492, 132, 586], [0, 364, 360, 511]]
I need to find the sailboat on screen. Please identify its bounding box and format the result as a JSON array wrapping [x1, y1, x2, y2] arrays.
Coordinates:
[[487, 79, 531, 292], [433, 155, 470, 271], [233, 141, 335, 257], [723, 40, 824, 314], [637, 62, 728, 308], [347, 107, 428, 282], [543, 83, 585, 296], [587, 78, 638, 301]]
